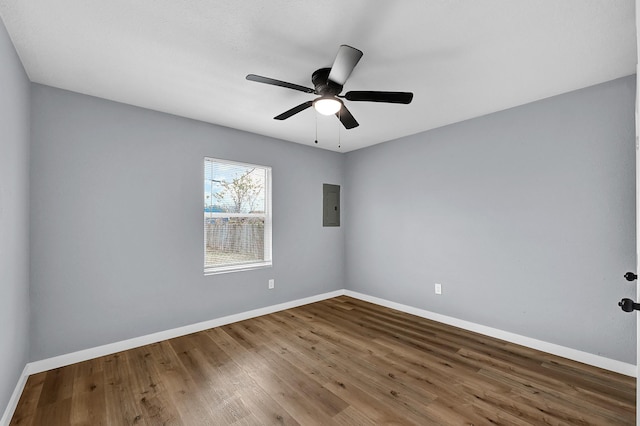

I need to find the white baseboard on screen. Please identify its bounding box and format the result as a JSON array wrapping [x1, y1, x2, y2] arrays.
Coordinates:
[[3, 288, 635, 424], [1, 365, 29, 426], [27, 289, 345, 375], [22, 289, 640, 377], [345, 290, 636, 377]]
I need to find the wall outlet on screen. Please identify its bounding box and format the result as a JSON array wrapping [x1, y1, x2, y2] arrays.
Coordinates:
[[435, 283, 442, 295], [268, 279, 275, 290]]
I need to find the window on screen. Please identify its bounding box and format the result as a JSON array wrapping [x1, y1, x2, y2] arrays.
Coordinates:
[[204, 157, 272, 274]]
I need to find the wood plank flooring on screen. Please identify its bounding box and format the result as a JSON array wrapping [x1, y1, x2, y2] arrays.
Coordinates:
[[10, 296, 636, 425]]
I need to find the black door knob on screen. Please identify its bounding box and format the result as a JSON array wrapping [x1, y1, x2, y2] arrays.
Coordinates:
[[619, 298, 640, 312], [624, 272, 637, 281]]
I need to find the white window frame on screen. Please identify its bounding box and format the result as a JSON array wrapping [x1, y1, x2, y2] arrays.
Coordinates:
[[204, 157, 272, 275]]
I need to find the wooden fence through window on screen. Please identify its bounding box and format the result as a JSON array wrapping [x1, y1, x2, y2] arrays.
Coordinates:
[[205, 217, 264, 261]]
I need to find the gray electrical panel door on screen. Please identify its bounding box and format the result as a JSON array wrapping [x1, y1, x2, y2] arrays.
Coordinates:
[[323, 184, 340, 227]]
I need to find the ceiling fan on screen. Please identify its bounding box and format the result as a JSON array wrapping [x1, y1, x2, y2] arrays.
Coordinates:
[[246, 45, 413, 129]]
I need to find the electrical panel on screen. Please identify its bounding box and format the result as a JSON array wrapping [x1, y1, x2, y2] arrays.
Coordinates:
[[323, 184, 340, 227]]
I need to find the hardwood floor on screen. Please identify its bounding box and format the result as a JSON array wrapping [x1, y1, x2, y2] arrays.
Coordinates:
[[10, 296, 635, 425]]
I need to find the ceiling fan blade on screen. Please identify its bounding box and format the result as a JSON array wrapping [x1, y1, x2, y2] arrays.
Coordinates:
[[345, 91, 414, 104], [246, 74, 314, 94], [274, 101, 314, 120], [336, 104, 359, 129], [328, 45, 363, 86]]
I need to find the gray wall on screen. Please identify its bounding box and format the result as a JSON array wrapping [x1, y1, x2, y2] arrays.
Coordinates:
[[14, 57, 640, 369], [30, 84, 345, 361], [0, 16, 30, 414], [345, 76, 637, 364]]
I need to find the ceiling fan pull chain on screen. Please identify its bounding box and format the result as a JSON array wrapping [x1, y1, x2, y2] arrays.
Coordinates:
[[315, 112, 318, 144], [338, 109, 341, 149]]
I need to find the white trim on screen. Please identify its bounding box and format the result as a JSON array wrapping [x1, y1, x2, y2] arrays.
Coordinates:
[[0, 365, 29, 426], [204, 156, 271, 171], [4, 288, 635, 423], [204, 261, 272, 275], [345, 290, 636, 377], [27, 290, 344, 375], [263, 167, 272, 263], [25, 290, 636, 377], [203, 157, 272, 275], [635, 59, 640, 423], [204, 212, 266, 218]]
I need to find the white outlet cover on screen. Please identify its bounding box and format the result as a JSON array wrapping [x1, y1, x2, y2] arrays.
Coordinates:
[[435, 283, 442, 295]]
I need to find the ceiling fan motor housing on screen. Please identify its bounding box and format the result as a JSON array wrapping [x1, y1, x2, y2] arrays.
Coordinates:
[[312, 68, 342, 96]]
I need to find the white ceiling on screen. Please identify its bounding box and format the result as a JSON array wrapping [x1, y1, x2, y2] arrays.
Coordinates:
[[0, 1, 636, 152]]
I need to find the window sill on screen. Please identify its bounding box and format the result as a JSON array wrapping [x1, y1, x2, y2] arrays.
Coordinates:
[[204, 261, 272, 276]]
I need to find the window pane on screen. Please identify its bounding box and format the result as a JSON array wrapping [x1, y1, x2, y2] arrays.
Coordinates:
[[204, 161, 266, 214], [205, 217, 265, 267], [204, 157, 271, 274]]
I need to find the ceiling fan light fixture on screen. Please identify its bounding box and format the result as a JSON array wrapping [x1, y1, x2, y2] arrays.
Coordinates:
[[314, 97, 342, 115]]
